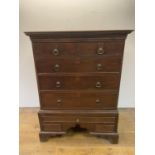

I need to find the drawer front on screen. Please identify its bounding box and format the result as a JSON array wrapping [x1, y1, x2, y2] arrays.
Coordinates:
[[38, 74, 120, 90], [40, 123, 115, 133], [40, 91, 118, 110], [36, 57, 122, 73], [41, 123, 62, 132], [39, 115, 117, 124], [33, 41, 124, 58], [40, 122, 94, 132], [95, 124, 115, 133]]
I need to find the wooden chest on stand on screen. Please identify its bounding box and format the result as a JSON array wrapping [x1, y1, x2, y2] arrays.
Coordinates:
[[25, 30, 132, 143]]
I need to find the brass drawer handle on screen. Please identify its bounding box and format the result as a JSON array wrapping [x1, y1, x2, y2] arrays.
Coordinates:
[[76, 118, 80, 123], [52, 48, 59, 56], [96, 81, 102, 88], [53, 64, 60, 71], [56, 81, 61, 88], [56, 99, 62, 106], [96, 99, 102, 106], [97, 47, 104, 55], [97, 63, 103, 71], [96, 99, 100, 103]]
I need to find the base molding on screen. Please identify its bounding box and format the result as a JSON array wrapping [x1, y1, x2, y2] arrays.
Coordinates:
[[39, 131, 119, 144]]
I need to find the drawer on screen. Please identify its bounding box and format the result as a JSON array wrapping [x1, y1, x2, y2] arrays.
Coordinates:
[[33, 41, 124, 58], [40, 123, 76, 132], [40, 122, 116, 133], [38, 74, 120, 90], [39, 114, 117, 124], [40, 122, 94, 132], [40, 91, 118, 110], [41, 123, 62, 132], [95, 124, 115, 133], [36, 56, 122, 73]]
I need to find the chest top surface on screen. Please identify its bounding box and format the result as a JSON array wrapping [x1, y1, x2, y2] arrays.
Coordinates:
[[25, 30, 133, 40]]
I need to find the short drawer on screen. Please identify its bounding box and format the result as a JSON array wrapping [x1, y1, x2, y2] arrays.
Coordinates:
[[38, 74, 120, 90], [40, 91, 118, 110], [36, 56, 122, 73], [95, 124, 116, 133], [33, 41, 124, 58], [41, 123, 62, 132]]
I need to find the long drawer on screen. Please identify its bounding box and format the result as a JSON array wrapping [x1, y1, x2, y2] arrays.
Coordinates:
[[38, 74, 120, 90], [33, 41, 124, 58], [40, 91, 118, 110], [39, 111, 118, 124], [35, 56, 122, 73]]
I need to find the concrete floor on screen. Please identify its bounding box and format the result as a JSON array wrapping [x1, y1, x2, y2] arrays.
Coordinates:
[[20, 108, 135, 155]]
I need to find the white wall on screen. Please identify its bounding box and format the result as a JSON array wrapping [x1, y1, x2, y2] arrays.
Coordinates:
[[19, 0, 135, 107]]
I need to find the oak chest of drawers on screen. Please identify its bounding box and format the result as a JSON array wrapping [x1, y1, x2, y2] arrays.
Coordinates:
[[25, 30, 132, 143]]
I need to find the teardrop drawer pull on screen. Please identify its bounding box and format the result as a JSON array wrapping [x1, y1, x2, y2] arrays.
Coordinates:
[[96, 81, 102, 88], [96, 99, 101, 103], [52, 48, 59, 56], [97, 47, 105, 55], [53, 64, 60, 71], [56, 81, 61, 88], [76, 118, 80, 123], [96, 99, 102, 106], [56, 99, 62, 106], [96, 63, 103, 71]]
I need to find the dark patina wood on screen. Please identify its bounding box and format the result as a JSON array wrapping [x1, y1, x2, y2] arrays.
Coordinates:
[[25, 30, 132, 144], [39, 91, 118, 110]]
